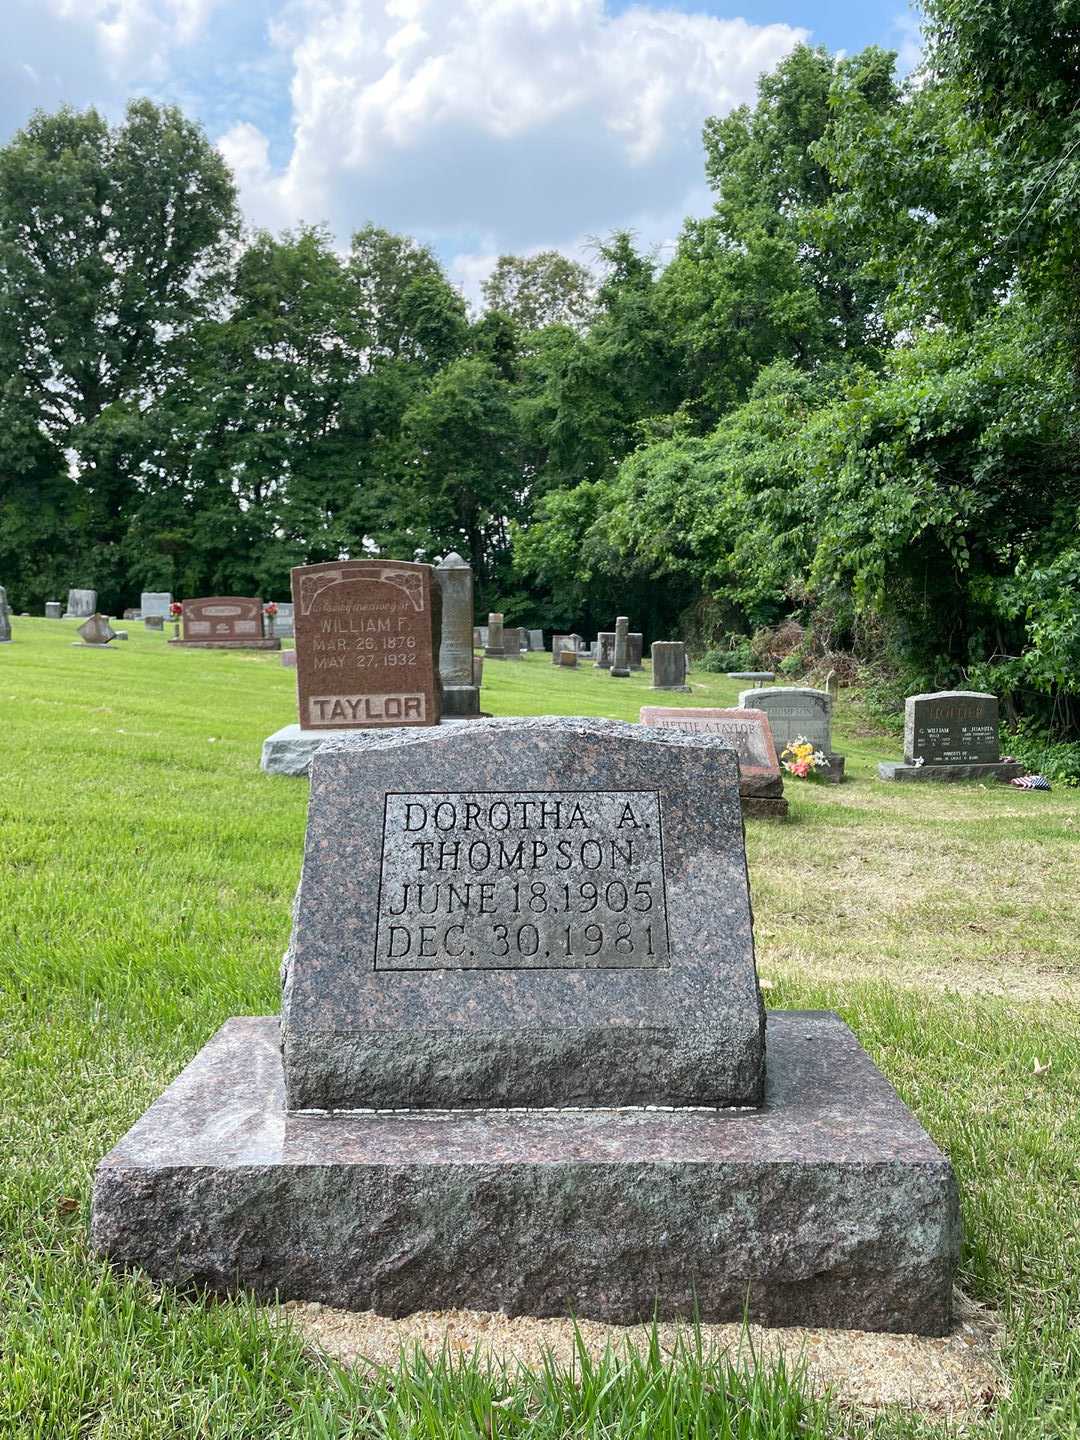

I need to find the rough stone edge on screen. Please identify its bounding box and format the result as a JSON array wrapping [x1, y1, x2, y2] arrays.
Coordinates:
[[878, 761, 1025, 784]]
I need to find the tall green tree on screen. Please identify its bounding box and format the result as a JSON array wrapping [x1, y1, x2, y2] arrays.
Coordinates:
[[482, 251, 594, 331], [0, 100, 239, 608]]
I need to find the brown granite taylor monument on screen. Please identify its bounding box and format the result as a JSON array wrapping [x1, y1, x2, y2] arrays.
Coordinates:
[[261, 559, 443, 775]]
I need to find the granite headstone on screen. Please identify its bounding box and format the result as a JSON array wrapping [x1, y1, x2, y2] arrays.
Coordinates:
[[435, 553, 481, 718], [485, 613, 504, 659], [0, 586, 10, 643], [45, 601, 62, 620], [172, 597, 279, 651], [291, 561, 441, 730], [650, 641, 689, 691], [140, 592, 172, 620], [75, 614, 116, 647], [640, 706, 787, 818], [739, 686, 845, 783], [64, 588, 96, 619], [528, 629, 544, 651], [879, 692, 1023, 783], [610, 617, 630, 679], [502, 626, 524, 661], [594, 632, 615, 668], [558, 648, 578, 667]]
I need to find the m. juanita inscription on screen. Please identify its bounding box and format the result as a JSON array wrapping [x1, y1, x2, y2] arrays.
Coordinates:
[[375, 791, 670, 970]]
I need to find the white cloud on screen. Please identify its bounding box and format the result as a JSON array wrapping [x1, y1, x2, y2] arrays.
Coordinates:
[[228, 0, 806, 283]]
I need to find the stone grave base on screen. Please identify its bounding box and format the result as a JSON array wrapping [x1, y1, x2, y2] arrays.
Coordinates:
[[90, 1011, 958, 1336], [168, 638, 281, 650], [651, 685, 691, 693], [261, 720, 472, 777], [70, 643, 117, 649], [441, 684, 482, 718], [741, 796, 789, 820], [878, 760, 1024, 784]]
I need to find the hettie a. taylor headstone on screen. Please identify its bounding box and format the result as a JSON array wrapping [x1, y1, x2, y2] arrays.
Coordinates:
[[93, 716, 959, 1335], [879, 692, 1023, 783], [261, 560, 443, 776], [640, 707, 787, 819]]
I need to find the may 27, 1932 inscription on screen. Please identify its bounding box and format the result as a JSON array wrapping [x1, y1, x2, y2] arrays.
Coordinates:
[[375, 790, 670, 970]]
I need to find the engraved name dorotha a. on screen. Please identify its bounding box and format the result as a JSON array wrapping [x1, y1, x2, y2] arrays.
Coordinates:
[[375, 789, 670, 971]]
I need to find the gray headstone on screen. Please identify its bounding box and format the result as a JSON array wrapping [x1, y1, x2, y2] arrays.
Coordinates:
[[728, 671, 774, 683], [551, 635, 574, 665], [281, 717, 765, 1111], [502, 626, 524, 660], [628, 633, 643, 670], [435, 554, 481, 718], [528, 629, 544, 651], [739, 686, 832, 755], [45, 601, 62, 620], [610, 616, 630, 678], [904, 691, 1000, 765], [484, 612, 504, 658], [473, 627, 485, 648], [144, 615, 164, 631], [0, 586, 10, 643], [558, 648, 578, 667], [65, 588, 96, 619], [77, 613, 117, 646], [140, 592, 172, 619], [273, 601, 295, 638], [651, 641, 688, 690], [594, 632, 615, 668]]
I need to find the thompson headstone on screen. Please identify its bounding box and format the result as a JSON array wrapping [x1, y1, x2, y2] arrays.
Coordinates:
[[739, 686, 845, 783], [640, 706, 787, 819], [650, 641, 689, 691], [140, 592, 172, 620], [435, 553, 481, 718], [879, 692, 1023, 783], [64, 589, 96, 619], [94, 716, 960, 1335], [171, 597, 280, 651], [610, 617, 630, 678]]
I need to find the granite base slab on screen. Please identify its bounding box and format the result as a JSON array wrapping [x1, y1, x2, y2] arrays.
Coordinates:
[[169, 638, 281, 650], [260, 721, 472, 777], [651, 685, 692, 693], [878, 761, 1024, 784], [90, 1012, 959, 1335], [741, 797, 789, 820]]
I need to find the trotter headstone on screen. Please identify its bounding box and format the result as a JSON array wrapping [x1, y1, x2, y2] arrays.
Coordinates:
[[610, 616, 630, 678], [64, 588, 96, 619], [45, 601, 62, 620], [93, 716, 959, 1335], [640, 706, 787, 819], [435, 553, 481, 718], [261, 560, 442, 776], [171, 597, 280, 651], [879, 692, 1023, 783], [75, 613, 117, 647], [650, 641, 689, 691], [594, 631, 615, 668], [739, 685, 845, 783], [140, 592, 172, 621], [485, 613, 504, 659]]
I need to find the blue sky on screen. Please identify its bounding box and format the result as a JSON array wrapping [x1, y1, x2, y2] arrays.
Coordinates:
[[3, 0, 921, 298]]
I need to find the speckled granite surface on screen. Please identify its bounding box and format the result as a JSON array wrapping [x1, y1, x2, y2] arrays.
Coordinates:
[[90, 1011, 960, 1334], [281, 717, 765, 1110]]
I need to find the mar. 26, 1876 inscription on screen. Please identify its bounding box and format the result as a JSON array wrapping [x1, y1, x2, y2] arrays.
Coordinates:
[[375, 790, 670, 970]]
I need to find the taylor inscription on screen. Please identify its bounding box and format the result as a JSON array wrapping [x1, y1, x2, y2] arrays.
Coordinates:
[[374, 790, 670, 970]]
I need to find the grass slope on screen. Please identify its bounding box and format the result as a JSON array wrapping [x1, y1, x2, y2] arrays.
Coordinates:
[[1, 621, 1078, 1437]]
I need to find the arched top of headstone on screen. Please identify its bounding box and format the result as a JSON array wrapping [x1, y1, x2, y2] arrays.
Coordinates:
[[438, 552, 468, 569]]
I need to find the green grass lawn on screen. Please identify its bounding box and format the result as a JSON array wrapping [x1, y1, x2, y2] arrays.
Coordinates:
[[2, 620, 1078, 1437]]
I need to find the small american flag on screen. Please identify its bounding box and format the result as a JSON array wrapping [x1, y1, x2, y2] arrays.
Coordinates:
[[1011, 774, 1051, 790]]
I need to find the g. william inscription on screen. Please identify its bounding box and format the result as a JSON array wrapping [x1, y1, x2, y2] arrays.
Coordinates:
[[375, 790, 670, 970]]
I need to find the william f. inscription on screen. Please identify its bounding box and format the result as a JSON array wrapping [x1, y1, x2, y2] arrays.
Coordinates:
[[375, 790, 670, 970]]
